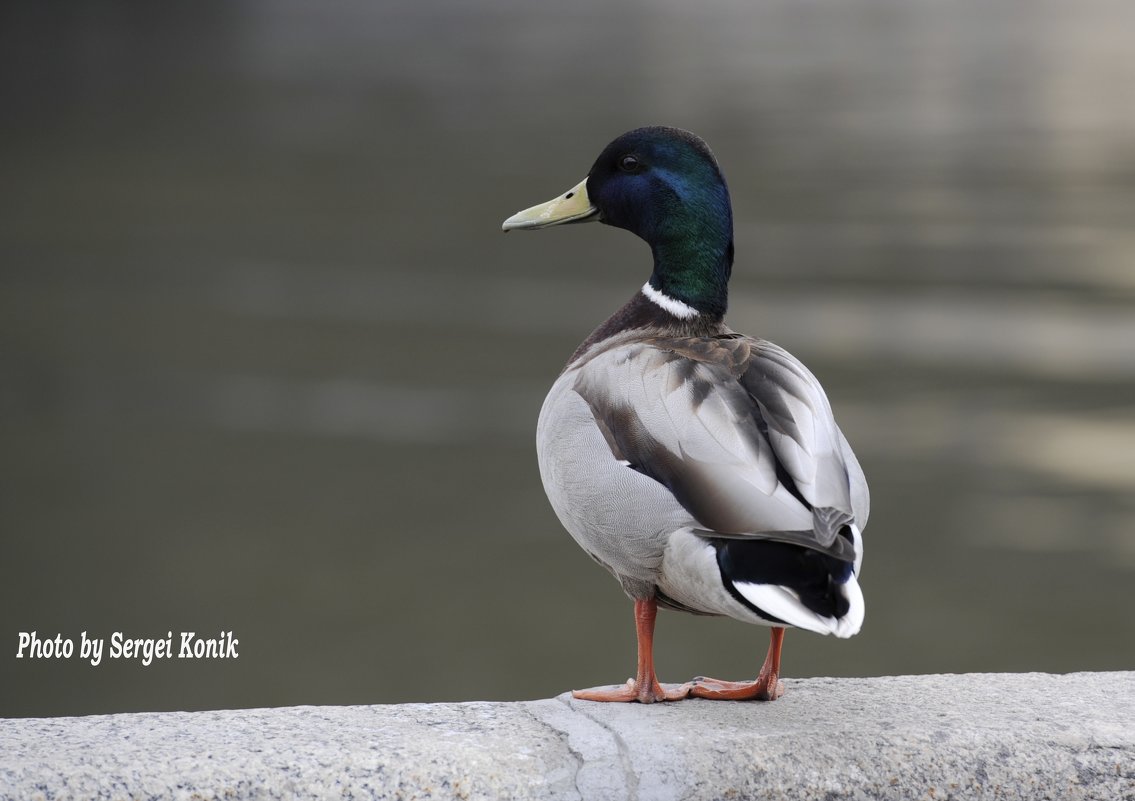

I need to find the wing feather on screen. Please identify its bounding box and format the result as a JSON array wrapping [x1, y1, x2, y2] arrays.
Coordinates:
[[573, 335, 865, 561]]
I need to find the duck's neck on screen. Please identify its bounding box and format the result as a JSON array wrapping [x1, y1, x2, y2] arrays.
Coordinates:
[[647, 234, 733, 322], [645, 189, 734, 321]]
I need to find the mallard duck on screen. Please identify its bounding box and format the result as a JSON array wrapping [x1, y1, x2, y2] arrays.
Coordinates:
[[502, 127, 868, 703]]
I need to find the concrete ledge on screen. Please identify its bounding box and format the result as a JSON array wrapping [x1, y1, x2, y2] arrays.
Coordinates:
[[1, 673, 1132, 800]]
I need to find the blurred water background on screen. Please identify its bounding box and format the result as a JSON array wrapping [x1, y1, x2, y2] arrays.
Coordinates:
[[2, 0, 1134, 717]]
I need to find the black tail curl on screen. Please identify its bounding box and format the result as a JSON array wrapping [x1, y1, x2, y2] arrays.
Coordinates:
[[714, 535, 854, 621]]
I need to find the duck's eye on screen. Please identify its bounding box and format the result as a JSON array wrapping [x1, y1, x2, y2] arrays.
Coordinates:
[[619, 154, 640, 173]]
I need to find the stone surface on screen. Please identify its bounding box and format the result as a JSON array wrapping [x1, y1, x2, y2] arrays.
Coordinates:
[[1, 673, 1132, 800]]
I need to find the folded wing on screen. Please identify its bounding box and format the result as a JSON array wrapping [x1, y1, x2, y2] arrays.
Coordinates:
[[573, 335, 867, 561]]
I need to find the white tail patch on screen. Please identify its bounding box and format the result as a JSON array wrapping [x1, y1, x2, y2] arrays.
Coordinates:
[[733, 575, 864, 639]]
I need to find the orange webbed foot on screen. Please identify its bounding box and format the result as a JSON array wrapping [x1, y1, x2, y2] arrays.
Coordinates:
[[572, 678, 693, 703], [688, 675, 785, 701]]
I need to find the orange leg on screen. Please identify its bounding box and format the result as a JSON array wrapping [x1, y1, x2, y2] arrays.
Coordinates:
[[689, 627, 786, 701], [572, 598, 692, 703]]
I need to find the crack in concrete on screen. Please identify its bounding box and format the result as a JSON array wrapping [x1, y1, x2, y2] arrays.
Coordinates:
[[519, 702, 587, 801], [522, 696, 635, 801], [556, 694, 640, 801]]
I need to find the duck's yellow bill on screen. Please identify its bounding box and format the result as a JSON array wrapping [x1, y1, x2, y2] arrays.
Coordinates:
[[501, 178, 598, 231]]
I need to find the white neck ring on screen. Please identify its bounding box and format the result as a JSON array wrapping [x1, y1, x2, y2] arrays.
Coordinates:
[[641, 282, 698, 319]]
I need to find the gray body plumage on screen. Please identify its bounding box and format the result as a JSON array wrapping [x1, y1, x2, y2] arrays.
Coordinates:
[[537, 322, 869, 635]]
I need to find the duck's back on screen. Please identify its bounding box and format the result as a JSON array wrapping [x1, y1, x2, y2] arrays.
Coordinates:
[[536, 328, 869, 607]]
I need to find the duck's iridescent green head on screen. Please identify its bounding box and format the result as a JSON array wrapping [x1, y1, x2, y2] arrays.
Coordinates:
[[503, 126, 735, 319]]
